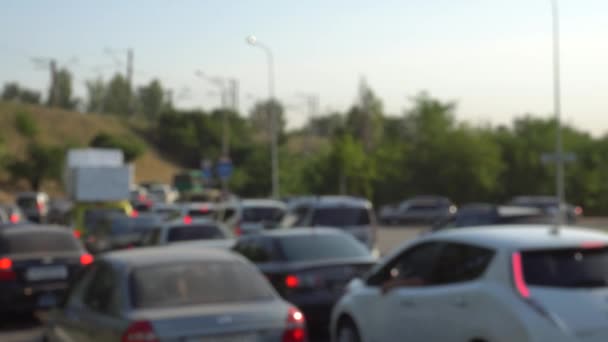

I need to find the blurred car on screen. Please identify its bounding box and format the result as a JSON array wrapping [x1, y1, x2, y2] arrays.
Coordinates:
[[280, 196, 377, 251], [508, 196, 582, 224], [149, 203, 182, 220], [46, 199, 73, 225], [431, 203, 554, 231], [147, 183, 179, 204], [140, 216, 234, 249], [379, 195, 456, 225], [15, 191, 50, 223], [331, 225, 608, 342], [0, 204, 25, 225], [234, 228, 376, 335], [130, 187, 153, 212], [71, 200, 135, 238], [44, 247, 307, 342], [219, 199, 287, 236], [86, 212, 163, 253], [0, 225, 93, 315]]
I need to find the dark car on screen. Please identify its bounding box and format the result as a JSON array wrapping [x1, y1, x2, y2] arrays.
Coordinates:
[[0, 225, 93, 314], [280, 196, 377, 251], [15, 192, 50, 223], [86, 212, 162, 253], [432, 203, 554, 231], [508, 196, 582, 224], [233, 228, 376, 335], [379, 195, 457, 225]]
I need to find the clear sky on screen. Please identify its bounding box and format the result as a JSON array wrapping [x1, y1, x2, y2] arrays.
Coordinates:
[[2, 0, 608, 134]]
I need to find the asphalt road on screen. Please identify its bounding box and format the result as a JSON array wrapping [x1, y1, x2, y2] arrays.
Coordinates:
[[2, 219, 604, 342]]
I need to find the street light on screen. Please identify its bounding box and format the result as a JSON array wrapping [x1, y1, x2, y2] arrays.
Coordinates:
[[551, 0, 565, 229], [246, 35, 279, 198]]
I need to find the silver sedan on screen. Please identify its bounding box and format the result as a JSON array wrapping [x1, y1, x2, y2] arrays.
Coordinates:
[[43, 247, 307, 342]]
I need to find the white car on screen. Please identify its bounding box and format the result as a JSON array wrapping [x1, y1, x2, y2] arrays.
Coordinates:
[[331, 225, 608, 342]]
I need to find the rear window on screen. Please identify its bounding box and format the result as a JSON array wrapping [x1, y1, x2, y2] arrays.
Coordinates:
[[167, 225, 226, 242], [131, 261, 274, 308], [279, 233, 370, 262], [522, 247, 608, 288], [311, 207, 371, 227], [16, 198, 37, 209], [187, 209, 216, 218], [0, 230, 80, 254], [242, 207, 284, 223]]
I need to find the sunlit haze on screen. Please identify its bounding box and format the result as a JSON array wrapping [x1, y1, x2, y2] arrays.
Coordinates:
[[3, 0, 608, 133]]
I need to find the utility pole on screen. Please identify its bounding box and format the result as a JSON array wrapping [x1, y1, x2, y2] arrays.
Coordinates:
[[49, 60, 58, 107], [126, 48, 133, 88]]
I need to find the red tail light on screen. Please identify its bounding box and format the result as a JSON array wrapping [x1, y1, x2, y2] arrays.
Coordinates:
[[581, 241, 605, 249], [183, 215, 193, 225], [575, 206, 583, 216], [138, 194, 147, 202], [9, 213, 20, 224], [36, 202, 45, 212], [282, 307, 306, 342], [80, 253, 94, 266], [122, 321, 159, 342], [0, 257, 16, 281], [235, 226, 242, 236], [131, 210, 139, 218], [285, 275, 300, 289], [73, 230, 81, 239], [200, 205, 209, 213], [512, 252, 530, 298]]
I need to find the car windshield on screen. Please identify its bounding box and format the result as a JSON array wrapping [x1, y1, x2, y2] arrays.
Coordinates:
[[279, 233, 370, 262], [242, 207, 284, 223], [16, 197, 37, 209], [311, 207, 371, 227], [522, 247, 608, 288], [109, 216, 158, 235], [131, 261, 274, 308], [0, 230, 80, 254], [167, 224, 226, 242]]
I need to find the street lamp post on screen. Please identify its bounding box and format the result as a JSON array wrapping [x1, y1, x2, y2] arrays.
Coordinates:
[[551, 0, 566, 228], [247, 35, 279, 198]]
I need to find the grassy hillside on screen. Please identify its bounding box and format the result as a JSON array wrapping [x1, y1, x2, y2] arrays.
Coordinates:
[[0, 101, 181, 192]]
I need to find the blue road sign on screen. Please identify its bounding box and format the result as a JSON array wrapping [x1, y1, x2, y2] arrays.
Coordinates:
[[217, 158, 233, 179]]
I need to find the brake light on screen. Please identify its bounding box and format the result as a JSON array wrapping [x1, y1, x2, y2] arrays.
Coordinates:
[[73, 230, 81, 239], [183, 216, 193, 225], [9, 213, 20, 223], [282, 307, 306, 342], [235, 225, 242, 236], [581, 241, 605, 249], [131, 210, 139, 218], [575, 206, 583, 216], [80, 253, 94, 266], [512, 252, 530, 298], [200, 205, 209, 213], [138, 194, 147, 202], [122, 321, 159, 342], [36, 202, 45, 212], [0, 258, 15, 281], [285, 275, 300, 289]]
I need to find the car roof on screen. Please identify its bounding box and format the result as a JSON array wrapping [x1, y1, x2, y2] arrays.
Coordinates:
[[162, 217, 217, 228], [0, 224, 73, 235], [102, 246, 238, 268], [288, 196, 371, 209], [427, 225, 608, 250], [241, 199, 286, 208], [257, 227, 347, 238]]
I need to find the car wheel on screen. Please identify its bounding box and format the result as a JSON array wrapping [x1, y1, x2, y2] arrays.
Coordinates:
[[337, 319, 361, 342]]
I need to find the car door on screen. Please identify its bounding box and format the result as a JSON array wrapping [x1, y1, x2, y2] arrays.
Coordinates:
[[376, 242, 443, 341], [426, 243, 496, 342], [78, 262, 129, 341]]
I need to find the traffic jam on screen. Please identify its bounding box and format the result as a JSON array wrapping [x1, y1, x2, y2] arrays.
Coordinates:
[[0, 149, 607, 342]]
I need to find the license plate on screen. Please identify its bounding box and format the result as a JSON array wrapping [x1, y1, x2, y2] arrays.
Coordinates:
[[26, 266, 68, 281], [198, 333, 257, 342], [37, 293, 57, 308]]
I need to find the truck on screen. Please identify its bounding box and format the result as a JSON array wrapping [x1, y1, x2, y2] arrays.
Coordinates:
[[64, 148, 134, 239]]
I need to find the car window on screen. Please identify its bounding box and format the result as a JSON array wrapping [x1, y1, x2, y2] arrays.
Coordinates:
[[142, 228, 162, 246], [83, 263, 121, 316], [522, 247, 608, 288], [433, 243, 495, 284], [311, 207, 371, 227], [0, 230, 81, 254], [368, 242, 442, 287], [167, 224, 226, 242], [242, 207, 284, 223], [278, 233, 370, 262], [234, 238, 279, 263], [130, 261, 275, 309], [64, 264, 99, 309], [281, 205, 309, 227]]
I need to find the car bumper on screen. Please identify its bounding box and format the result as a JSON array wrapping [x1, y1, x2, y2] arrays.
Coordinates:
[[284, 293, 342, 331], [0, 282, 68, 313]]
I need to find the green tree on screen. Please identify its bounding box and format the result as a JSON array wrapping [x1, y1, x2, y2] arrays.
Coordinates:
[[137, 79, 165, 120], [85, 78, 106, 113], [249, 99, 286, 142], [7, 142, 65, 191], [48, 68, 77, 109], [89, 133, 145, 163], [103, 74, 132, 116], [14, 110, 39, 138], [2, 82, 41, 104], [345, 79, 384, 151]]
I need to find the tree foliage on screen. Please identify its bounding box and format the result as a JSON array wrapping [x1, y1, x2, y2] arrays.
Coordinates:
[[137, 79, 165, 120], [103, 74, 132, 116], [48, 68, 77, 109], [7, 142, 65, 191], [89, 133, 145, 163], [2, 82, 41, 104], [14, 110, 39, 138]]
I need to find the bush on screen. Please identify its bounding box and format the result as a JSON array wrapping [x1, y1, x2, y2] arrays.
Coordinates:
[[14, 110, 39, 138], [89, 132, 145, 162]]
